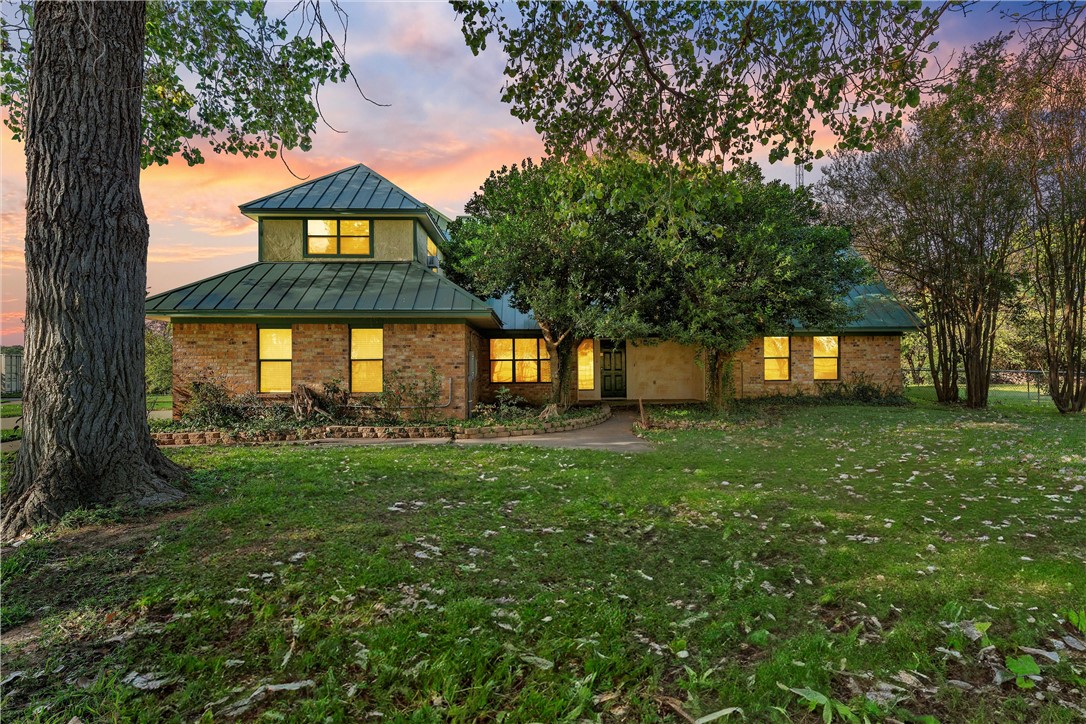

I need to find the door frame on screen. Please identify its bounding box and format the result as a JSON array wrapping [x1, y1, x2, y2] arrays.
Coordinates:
[[600, 339, 627, 399]]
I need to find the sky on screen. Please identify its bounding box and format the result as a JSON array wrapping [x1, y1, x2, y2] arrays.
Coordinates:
[[0, 1, 1019, 346]]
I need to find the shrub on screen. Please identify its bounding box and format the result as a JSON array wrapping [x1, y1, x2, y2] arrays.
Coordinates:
[[381, 367, 445, 423], [180, 374, 245, 427], [473, 387, 534, 424]]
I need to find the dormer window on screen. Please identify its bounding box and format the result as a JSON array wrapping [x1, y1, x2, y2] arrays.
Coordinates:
[[305, 219, 373, 257]]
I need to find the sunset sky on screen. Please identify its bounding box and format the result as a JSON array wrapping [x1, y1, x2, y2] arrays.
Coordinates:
[[0, 2, 1017, 346]]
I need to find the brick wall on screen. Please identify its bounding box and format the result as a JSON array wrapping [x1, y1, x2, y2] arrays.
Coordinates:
[[172, 323, 257, 418], [731, 334, 903, 398], [292, 323, 349, 389], [384, 323, 470, 418]]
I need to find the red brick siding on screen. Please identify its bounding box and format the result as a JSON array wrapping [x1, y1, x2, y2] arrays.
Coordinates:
[[383, 323, 470, 419], [172, 323, 257, 418], [731, 334, 903, 397], [292, 323, 349, 389]]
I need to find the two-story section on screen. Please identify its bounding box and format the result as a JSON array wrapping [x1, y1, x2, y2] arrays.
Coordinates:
[[146, 163, 500, 419]]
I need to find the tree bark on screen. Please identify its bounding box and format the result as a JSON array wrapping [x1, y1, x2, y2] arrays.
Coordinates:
[[545, 336, 577, 410], [2, 1, 184, 539], [704, 348, 734, 413]]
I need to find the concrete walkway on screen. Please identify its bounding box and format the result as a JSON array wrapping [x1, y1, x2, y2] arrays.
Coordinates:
[[456, 410, 651, 452]]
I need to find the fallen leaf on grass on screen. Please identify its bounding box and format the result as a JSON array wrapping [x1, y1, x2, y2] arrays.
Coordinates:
[[694, 707, 743, 723], [1020, 646, 1060, 663], [519, 653, 554, 670], [221, 679, 315, 717], [122, 671, 177, 691]]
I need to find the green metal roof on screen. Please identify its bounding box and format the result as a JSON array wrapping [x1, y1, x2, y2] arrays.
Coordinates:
[[796, 282, 922, 333], [239, 163, 427, 214], [145, 262, 499, 324]]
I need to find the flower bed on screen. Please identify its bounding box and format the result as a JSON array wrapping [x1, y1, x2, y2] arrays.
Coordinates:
[[152, 406, 610, 447]]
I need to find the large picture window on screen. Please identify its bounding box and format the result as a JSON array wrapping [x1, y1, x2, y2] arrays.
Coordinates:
[[490, 338, 551, 383], [763, 336, 790, 381], [305, 219, 372, 257], [813, 336, 840, 380], [351, 327, 384, 393], [259, 327, 292, 393], [577, 339, 595, 390]]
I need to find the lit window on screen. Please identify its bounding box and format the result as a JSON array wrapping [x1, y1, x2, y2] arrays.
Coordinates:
[[305, 219, 372, 256], [490, 338, 551, 383], [351, 328, 384, 393], [259, 328, 292, 393], [763, 336, 790, 381], [577, 339, 595, 390], [813, 336, 839, 380]]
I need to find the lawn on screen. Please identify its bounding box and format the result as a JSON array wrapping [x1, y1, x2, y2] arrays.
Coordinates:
[[1, 395, 1083, 722], [0, 395, 171, 420]]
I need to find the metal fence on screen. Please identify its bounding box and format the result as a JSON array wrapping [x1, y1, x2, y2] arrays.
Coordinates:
[[903, 368, 1051, 404], [1, 351, 23, 397]]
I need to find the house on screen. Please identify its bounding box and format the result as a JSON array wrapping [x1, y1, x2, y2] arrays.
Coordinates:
[[145, 163, 921, 420]]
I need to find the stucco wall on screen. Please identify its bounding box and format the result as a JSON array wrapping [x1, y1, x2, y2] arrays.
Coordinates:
[[259, 218, 417, 262], [372, 219, 414, 261], [262, 219, 303, 261], [626, 340, 705, 401]]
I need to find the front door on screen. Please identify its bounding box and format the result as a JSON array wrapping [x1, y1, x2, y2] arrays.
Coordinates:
[[600, 340, 627, 398]]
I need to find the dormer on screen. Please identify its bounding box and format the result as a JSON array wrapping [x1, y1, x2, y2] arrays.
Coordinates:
[[239, 163, 447, 270]]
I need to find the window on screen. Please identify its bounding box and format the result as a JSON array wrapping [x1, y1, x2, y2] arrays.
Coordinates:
[[351, 327, 383, 393], [763, 336, 790, 381], [813, 336, 840, 380], [305, 219, 372, 257], [577, 339, 595, 390], [490, 338, 551, 383], [259, 328, 292, 393]]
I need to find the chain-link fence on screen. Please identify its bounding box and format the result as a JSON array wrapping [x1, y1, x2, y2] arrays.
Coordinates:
[[903, 369, 1051, 404]]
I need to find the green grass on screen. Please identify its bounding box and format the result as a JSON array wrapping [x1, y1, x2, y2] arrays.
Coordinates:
[[0, 396, 170, 419], [1, 395, 1083, 722], [0, 428, 21, 443]]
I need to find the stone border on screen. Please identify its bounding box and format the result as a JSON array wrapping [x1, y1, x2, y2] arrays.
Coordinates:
[[152, 405, 611, 447]]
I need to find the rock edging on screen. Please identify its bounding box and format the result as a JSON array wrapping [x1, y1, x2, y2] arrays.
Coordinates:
[[152, 406, 611, 447]]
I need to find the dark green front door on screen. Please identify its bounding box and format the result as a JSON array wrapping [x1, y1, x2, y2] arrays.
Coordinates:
[[601, 340, 627, 398]]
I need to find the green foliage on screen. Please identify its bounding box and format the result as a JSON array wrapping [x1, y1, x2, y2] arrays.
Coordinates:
[[776, 683, 862, 723], [471, 387, 532, 424], [381, 367, 445, 423], [180, 375, 246, 428], [452, 2, 949, 163], [145, 322, 173, 396], [2, 0, 359, 168], [1067, 609, 1086, 636], [1005, 654, 1041, 688]]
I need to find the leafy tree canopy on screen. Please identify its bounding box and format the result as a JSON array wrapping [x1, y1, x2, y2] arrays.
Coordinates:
[[452, 0, 951, 162], [1, 0, 370, 168]]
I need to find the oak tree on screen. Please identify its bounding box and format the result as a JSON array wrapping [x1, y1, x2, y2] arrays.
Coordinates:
[[0, 0, 362, 537]]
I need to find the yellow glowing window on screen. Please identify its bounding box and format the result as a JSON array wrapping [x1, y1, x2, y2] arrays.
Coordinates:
[[490, 337, 551, 383], [351, 327, 384, 393], [427, 237, 439, 257], [813, 335, 839, 380], [577, 339, 595, 390], [763, 336, 790, 381], [305, 219, 372, 256], [259, 328, 292, 393]]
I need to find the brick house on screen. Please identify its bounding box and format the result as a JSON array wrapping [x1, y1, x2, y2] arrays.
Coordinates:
[[146, 163, 921, 420]]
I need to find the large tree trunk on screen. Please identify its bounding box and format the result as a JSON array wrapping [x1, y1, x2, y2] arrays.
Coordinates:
[[704, 348, 734, 413], [545, 336, 577, 410], [921, 294, 960, 403], [2, 1, 184, 539]]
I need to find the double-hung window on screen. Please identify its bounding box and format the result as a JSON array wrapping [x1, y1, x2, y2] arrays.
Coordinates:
[[490, 338, 551, 383], [763, 336, 790, 381], [305, 219, 372, 257], [351, 327, 384, 393], [259, 327, 292, 393], [813, 336, 840, 380]]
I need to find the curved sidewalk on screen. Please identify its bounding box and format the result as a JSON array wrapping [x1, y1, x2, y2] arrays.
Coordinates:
[[455, 410, 650, 452]]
